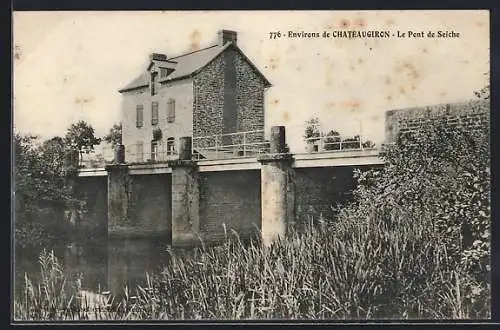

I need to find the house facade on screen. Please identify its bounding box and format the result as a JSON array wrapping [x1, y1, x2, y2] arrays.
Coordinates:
[[118, 30, 272, 162]]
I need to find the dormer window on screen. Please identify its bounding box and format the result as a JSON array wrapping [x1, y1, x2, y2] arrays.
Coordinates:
[[160, 68, 168, 79]]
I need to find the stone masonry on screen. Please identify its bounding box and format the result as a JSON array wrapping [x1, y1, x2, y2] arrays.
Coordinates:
[[385, 99, 489, 143], [193, 56, 225, 148], [235, 50, 266, 144], [193, 50, 266, 149]]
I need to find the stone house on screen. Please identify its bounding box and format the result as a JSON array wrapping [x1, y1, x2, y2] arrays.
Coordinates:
[[118, 30, 272, 162]]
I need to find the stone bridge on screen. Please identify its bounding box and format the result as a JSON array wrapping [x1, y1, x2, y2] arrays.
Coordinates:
[[77, 126, 383, 247], [75, 99, 488, 247]]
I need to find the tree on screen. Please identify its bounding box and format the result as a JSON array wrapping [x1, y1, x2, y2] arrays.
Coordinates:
[[103, 123, 122, 148], [304, 116, 321, 145], [64, 121, 102, 164], [14, 134, 80, 249], [40, 136, 66, 177], [65, 120, 101, 152]]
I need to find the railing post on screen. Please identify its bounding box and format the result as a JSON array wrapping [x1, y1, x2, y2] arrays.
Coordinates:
[[215, 136, 219, 159], [243, 131, 247, 157], [360, 120, 364, 150], [319, 127, 323, 151]]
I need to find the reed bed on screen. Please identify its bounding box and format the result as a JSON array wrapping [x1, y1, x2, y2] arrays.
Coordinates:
[[14, 217, 490, 321]]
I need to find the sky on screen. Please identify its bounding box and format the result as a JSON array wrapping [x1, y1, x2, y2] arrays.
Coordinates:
[[13, 10, 489, 152]]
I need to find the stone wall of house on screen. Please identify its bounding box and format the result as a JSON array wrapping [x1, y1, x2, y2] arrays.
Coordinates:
[[385, 99, 489, 143], [234, 50, 266, 145], [193, 56, 225, 149], [193, 49, 266, 151]]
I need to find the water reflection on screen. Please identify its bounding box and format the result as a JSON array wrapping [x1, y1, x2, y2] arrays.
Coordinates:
[[14, 237, 171, 299]]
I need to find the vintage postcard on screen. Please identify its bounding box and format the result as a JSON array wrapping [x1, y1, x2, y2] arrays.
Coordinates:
[[13, 10, 490, 321]]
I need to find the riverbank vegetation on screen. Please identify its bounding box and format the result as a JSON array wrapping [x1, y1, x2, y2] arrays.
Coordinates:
[[14, 121, 104, 250], [14, 114, 490, 320]]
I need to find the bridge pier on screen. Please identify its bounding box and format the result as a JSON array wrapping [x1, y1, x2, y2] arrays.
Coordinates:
[[258, 126, 295, 246], [168, 137, 200, 247], [105, 163, 131, 236]]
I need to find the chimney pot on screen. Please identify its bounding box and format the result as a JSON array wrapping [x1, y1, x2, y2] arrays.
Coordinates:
[[149, 53, 167, 61], [218, 30, 237, 46]]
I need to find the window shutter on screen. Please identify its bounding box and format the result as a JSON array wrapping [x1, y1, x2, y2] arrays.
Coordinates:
[[167, 99, 176, 123], [136, 105, 144, 128], [152, 101, 159, 125], [150, 72, 156, 96]]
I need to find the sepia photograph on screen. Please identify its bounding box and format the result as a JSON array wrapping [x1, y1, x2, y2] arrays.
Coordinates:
[[12, 10, 490, 321]]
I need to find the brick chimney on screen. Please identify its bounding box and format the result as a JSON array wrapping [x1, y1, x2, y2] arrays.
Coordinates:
[[218, 30, 237, 46], [149, 53, 167, 61]]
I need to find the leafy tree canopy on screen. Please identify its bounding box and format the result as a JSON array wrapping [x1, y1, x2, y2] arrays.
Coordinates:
[[64, 120, 101, 152], [103, 123, 122, 148]]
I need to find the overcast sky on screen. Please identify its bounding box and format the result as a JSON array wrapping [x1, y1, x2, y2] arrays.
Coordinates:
[[13, 10, 489, 151]]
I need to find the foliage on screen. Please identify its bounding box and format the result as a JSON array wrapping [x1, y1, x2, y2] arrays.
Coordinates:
[[14, 126, 91, 249], [65, 120, 102, 153], [303, 116, 321, 144], [341, 117, 490, 318], [323, 130, 341, 150], [15, 134, 68, 248], [152, 127, 163, 142], [474, 74, 490, 100], [474, 85, 490, 100], [304, 117, 376, 151], [103, 123, 122, 148]]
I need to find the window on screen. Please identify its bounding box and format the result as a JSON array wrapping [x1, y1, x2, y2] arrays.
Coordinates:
[[136, 142, 144, 162], [136, 105, 144, 128], [160, 68, 168, 79], [167, 137, 175, 156], [151, 101, 159, 125], [167, 99, 176, 123], [151, 141, 158, 161]]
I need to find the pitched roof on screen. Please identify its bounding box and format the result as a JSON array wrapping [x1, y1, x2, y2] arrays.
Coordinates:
[[119, 43, 271, 93]]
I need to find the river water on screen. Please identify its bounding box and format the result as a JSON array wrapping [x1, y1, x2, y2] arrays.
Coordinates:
[[14, 237, 172, 300]]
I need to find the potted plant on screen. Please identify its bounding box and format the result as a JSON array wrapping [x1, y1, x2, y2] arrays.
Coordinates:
[[152, 128, 163, 142]]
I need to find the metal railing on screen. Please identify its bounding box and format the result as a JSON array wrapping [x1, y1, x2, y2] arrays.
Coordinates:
[[284, 120, 379, 154], [76, 120, 380, 169], [192, 130, 270, 160], [303, 134, 377, 153], [78, 146, 114, 169], [126, 142, 180, 164]]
